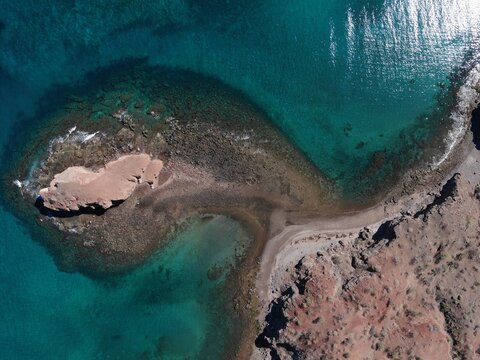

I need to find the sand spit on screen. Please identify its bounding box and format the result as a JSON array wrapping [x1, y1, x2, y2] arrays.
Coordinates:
[[39, 154, 163, 211]]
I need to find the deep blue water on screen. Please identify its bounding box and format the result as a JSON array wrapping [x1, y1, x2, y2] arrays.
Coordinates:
[[1, 0, 480, 358]]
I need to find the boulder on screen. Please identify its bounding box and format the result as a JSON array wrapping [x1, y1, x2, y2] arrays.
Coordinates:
[[39, 154, 163, 212]]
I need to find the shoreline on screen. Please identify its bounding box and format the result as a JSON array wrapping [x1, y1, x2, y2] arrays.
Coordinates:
[[256, 125, 479, 302], [1, 62, 480, 359], [253, 103, 480, 358]]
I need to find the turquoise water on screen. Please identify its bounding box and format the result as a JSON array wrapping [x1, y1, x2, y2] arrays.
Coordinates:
[[2, 1, 480, 192], [0, 212, 250, 359], [1, 1, 480, 358]]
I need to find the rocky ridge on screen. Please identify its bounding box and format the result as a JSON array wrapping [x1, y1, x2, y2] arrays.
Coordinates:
[[257, 173, 480, 360]]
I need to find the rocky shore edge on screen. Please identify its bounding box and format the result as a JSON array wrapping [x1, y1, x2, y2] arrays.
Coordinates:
[[4, 63, 480, 359], [253, 105, 480, 359]]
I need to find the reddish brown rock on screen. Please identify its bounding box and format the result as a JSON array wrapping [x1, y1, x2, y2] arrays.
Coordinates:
[[258, 174, 480, 360], [39, 154, 163, 211]]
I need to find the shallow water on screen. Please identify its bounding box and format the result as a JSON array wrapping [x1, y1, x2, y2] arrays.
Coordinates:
[[1, 1, 480, 358], [0, 213, 250, 359]]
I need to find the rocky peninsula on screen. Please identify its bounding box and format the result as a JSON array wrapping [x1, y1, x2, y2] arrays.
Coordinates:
[[247, 63, 480, 360], [256, 171, 480, 359], [253, 111, 480, 359]]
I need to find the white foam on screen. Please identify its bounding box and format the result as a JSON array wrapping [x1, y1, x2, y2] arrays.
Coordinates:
[[432, 64, 480, 168], [48, 125, 102, 149], [67, 125, 77, 136], [49, 130, 72, 147], [13, 179, 22, 188], [80, 131, 99, 143], [112, 109, 126, 119]]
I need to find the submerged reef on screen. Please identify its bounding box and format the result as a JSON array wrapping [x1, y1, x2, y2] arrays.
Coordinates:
[[7, 64, 334, 275], [1, 63, 338, 359]]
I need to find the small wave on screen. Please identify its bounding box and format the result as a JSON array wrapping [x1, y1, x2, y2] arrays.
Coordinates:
[[67, 125, 77, 136], [67, 130, 100, 143], [49, 127, 102, 150], [13, 178, 35, 196], [52, 124, 77, 145], [16, 160, 38, 196], [77, 131, 99, 143], [432, 64, 480, 168]]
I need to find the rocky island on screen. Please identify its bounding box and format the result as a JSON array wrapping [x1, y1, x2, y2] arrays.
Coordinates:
[[39, 154, 163, 211]]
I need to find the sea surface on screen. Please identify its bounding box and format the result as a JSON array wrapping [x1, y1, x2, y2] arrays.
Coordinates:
[[0, 212, 251, 359], [1, 1, 480, 359]]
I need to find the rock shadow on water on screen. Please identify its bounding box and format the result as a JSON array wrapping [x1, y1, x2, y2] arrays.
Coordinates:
[[34, 196, 120, 218], [471, 106, 480, 150]]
